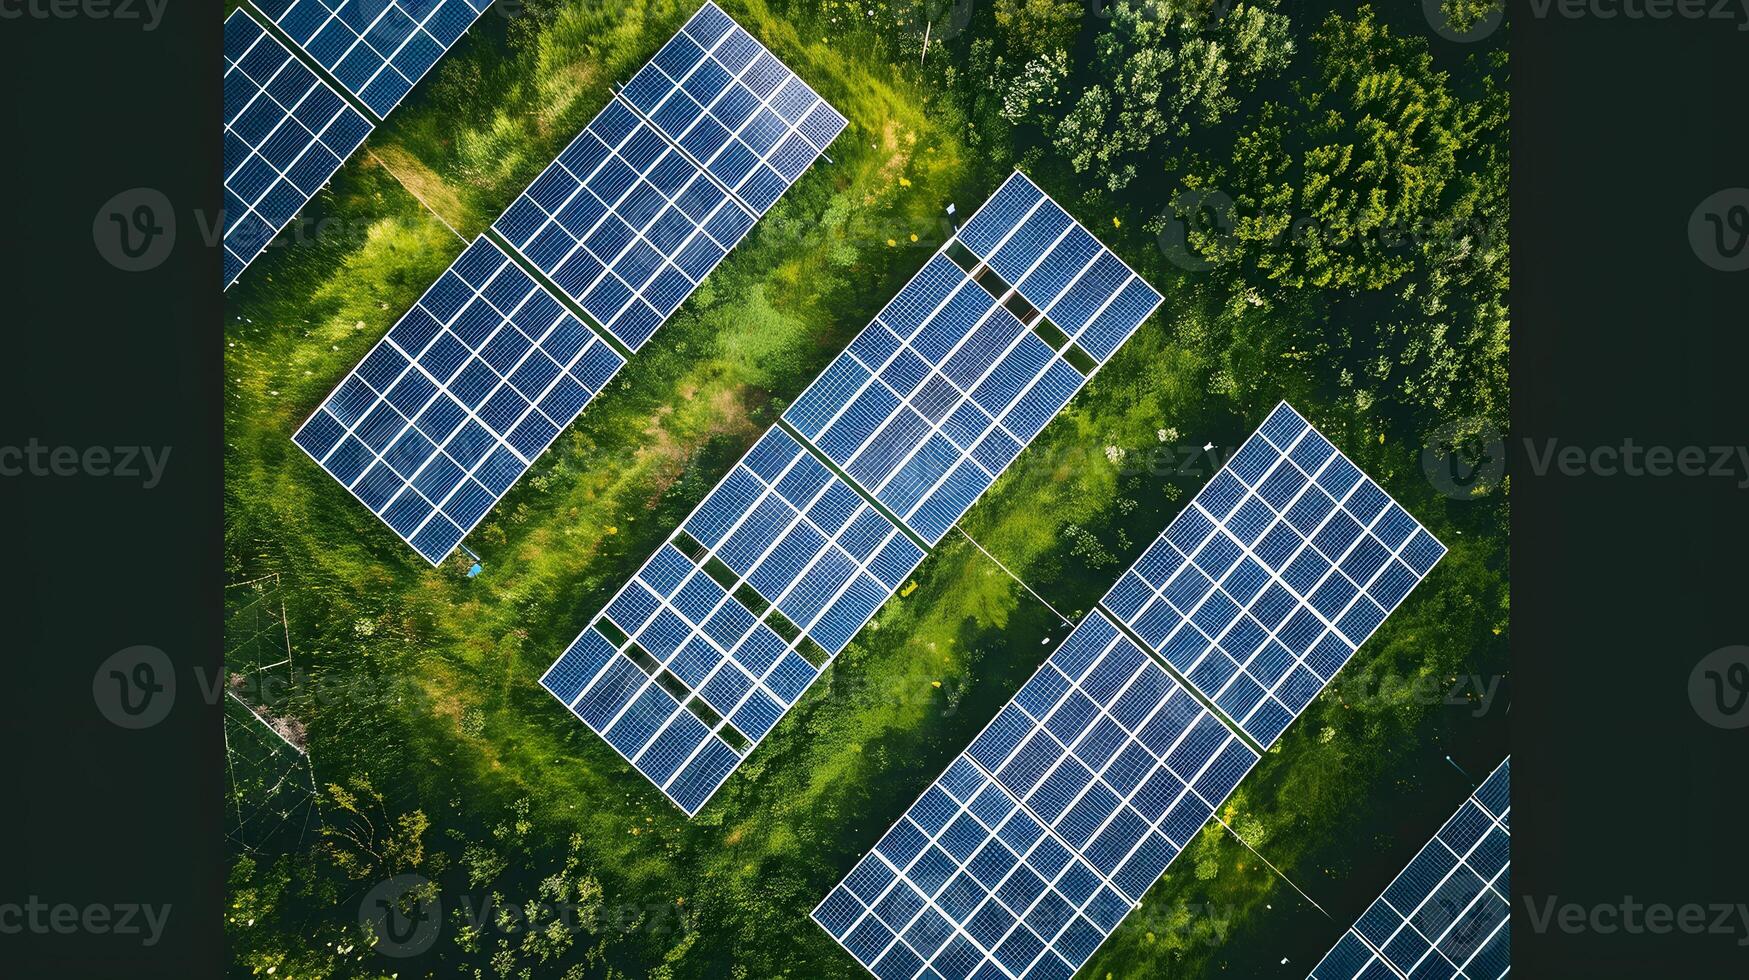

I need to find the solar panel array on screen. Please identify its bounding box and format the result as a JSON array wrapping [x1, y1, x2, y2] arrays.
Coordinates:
[[490, 98, 759, 351], [1309, 758, 1510, 980], [816, 403, 1449, 980], [251, 0, 494, 117], [540, 427, 925, 814], [224, 9, 373, 289], [543, 170, 1165, 814], [293, 236, 625, 563], [1100, 402, 1447, 747], [493, 1, 847, 350], [814, 610, 1259, 980], [619, 1, 850, 215], [294, 4, 846, 561], [783, 172, 1163, 545]]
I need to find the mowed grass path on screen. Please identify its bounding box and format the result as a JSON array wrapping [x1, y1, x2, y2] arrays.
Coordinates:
[[224, 2, 1509, 976]]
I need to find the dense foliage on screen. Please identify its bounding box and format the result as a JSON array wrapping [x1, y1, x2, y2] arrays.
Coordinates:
[[223, 0, 1508, 977]]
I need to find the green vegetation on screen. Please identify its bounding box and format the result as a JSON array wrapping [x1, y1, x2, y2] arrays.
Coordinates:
[[225, 1, 1506, 977]]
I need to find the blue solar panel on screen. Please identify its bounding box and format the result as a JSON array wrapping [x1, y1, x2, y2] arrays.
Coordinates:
[[292, 236, 625, 563], [816, 403, 1449, 980], [1100, 402, 1447, 747], [782, 171, 1163, 545], [494, 3, 844, 351], [224, 8, 372, 289], [957, 172, 1164, 363], [251, 0, 493, 117], [619, 2, 849, 215], [813, 755, 1132, 980], [541, 426, 925, 815], [1309, 758, 1510, 980], [491, 97, 758, 351], [814, 610, 1260, 980]]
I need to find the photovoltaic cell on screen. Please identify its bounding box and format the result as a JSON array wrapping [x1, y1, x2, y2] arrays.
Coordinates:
[[292, 236, 625, 564], [251, 0, 494, 117], [1309, 758, 1510, 980], [782, 171, 1163, 545], [494, 2, 845, 350], [619, 1, 849, 215], [1099, 402, 1447, 747], [540, 426, 925, 815], [224, 8, 372, 289], [814, 609, 1260, 980]]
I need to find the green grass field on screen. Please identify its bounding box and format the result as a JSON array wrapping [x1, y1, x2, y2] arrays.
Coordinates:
[[224, 1, 1508, 976]]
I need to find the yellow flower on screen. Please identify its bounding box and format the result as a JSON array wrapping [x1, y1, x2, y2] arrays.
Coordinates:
[[607, 526, 618, 535], [909, 233, 919, 242], [887, 238, 897, 247], [931, 680, 942, 688], [1111, 217, 1121, 228], [899, 177, 912, 187]]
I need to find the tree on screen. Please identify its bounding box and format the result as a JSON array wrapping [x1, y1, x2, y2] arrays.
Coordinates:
[[1049, 0, 1295, 190], [1176, 9, 1509, 439], [993, 0, 1084, 59], [1184, 8, 1470, 290]]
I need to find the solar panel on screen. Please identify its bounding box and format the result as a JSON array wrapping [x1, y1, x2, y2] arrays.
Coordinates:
[[292, 235, 625, 564], [537, 171, 1159, 811], [540, 426, 925, 815], [1309, 758, 1510, 980], [250, 0, 494, 118], [493, 2, 846, 351], [816, 403, 1449, 980], [619, 1, 850, 215], [491, 98, 758, 352], [813, 609, 1260, 980], [1099, 402, 1447, 747], [224, 8, 373, 289], [782, 171, 1164, 544]]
